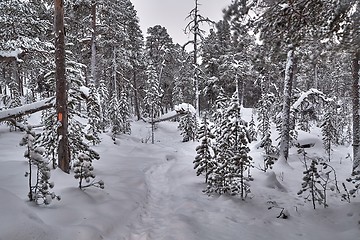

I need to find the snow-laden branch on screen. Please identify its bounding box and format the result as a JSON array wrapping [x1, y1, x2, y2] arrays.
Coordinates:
[[0, 48, 25, 62], [144, 103, 196, 123], [0, 97, 55, 122], [291, 88, 332, 112]]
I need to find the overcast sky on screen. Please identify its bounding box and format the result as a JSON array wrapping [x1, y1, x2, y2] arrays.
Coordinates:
[[131, 0, 232, 45]]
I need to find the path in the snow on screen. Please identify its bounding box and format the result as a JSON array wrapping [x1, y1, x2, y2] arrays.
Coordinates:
[[127, 122, 201, 239]]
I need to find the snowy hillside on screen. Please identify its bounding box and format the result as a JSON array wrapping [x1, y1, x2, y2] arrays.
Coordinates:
[[0, 109, 359, 240]]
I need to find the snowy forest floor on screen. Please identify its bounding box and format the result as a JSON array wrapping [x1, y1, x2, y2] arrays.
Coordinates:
[[0, 109, 360, 240]]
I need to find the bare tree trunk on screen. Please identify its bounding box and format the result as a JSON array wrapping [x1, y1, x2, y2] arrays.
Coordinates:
[[90, 1, 97, 86], [278, 45, 295, 163], [193, 0, 200, 117], [55, 0, 70, 173], [132, 70, 141, 120], [352, 49, 360, 174]]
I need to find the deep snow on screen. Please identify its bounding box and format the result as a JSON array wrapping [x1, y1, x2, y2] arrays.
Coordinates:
[[0, 109, 359, 240]]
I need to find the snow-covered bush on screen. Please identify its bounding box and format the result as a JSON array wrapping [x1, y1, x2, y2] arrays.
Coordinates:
[[21, 127, 60, 205], [345, 171, 360, 199]]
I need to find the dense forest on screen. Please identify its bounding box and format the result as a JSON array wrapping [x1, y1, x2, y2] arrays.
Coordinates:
[[0, 0, 359, 202]]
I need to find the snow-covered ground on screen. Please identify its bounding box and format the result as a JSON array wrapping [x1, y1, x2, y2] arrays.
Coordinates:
[[0, 109, 359, 240]]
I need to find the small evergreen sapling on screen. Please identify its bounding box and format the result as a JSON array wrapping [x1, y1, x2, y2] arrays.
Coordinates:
[[321, 103, 337, 161], [194, 115, 216, 183], [259, 133, 278, 171], [86, 83, 102, 145], [74, 153, 104, 189], [178, 111, 198, 142], [248, 113, 257, 142], [206, 96, 253, 199], [20, 126, 60, 205], [297, 149, 339, 209]]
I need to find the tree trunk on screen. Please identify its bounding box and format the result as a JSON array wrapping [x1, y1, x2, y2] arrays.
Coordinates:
[[132, 70, 141, 120], [90, 1, 97, 86], [352, 49, 360, 174], [55, 0, 70, 173], [278, 45, 295, 163], [194, 0, 200, 117]]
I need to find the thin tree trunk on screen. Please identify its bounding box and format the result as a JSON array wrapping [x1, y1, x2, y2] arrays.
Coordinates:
[[278, 45, 295, 163], [132, 70, 141, 120], [194, 0, 200, 117], [90, 1, 97, 85], [352, 49, 360, 174], [55, 0, 70, 173]]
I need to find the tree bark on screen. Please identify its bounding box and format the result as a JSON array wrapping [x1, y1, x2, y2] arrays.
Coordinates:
[[352, 49, 360, 174], [132, 70, 141, 120], [55, 0, 70, 173], [279, 45, 295, 163], [90, 1, 97, 86], [193, 0, 200, 117]]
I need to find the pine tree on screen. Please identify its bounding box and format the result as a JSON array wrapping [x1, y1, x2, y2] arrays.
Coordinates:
[[108, 90, 131, 142], [118, 90, 131, 135], [247, 113, 257, 142], [178, 111, 198, 142], [35, 109, 59, 169], [321, 102, 337, 161], [207, 95, 253, 199], [257, 91, 275, 139], [86, 83, 102, 145], [143, 63, 162, 118], [194, 115, 216, 182], [259, 133, 277, 171]]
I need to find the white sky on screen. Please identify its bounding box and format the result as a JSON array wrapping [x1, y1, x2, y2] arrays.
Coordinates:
[[131, 0, 232, 45]]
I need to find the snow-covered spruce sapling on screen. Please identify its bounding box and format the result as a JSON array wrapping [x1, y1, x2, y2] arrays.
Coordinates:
[[297, 150, 339, 209], [321, 102, 337, 161], [194, 115, 216, 183], [178, 111, 198, 142], [248, 113, 257, 142], [259, 133, 278, 171], [206, 96, 253, 199], [74, 153, 104, 189], [85, 83, 102, 146], [20, 127, 60, 205]]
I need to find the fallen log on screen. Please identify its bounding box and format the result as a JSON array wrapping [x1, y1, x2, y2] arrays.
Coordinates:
[[0, 97, 55, 122]]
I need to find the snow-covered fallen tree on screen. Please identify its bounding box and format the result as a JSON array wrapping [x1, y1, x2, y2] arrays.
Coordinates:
[[143, 103, 196, 123], [0, 48, 26, 62], [0, 97, 54, 122]]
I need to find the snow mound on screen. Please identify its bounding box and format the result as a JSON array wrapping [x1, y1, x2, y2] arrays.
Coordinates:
[[0, 188, 57, 239], [262, 171, 287, 192]]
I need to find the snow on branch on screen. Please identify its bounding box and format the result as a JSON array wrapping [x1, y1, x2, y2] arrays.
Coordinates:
[[0, 97, 55, 122], [143, 103, 196, 123], [0, 48, 26, 62], [291, 88, 332, 112]]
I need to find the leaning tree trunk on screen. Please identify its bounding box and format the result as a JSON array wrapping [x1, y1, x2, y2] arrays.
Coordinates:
[[352, 49, 360, 174], [55, 0, 70, 173], [278, 45, 295, 164]]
